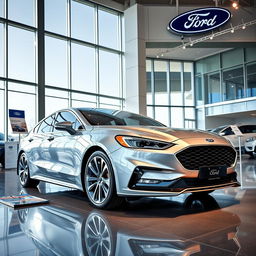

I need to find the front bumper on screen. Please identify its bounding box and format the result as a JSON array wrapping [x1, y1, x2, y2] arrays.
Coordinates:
[[110, 142, 238, 197]]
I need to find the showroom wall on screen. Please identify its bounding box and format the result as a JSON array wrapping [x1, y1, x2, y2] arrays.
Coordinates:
[[0, 0, 124, 138]]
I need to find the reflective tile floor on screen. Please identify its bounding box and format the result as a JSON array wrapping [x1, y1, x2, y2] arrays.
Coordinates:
[[0, 156, 256, 256]]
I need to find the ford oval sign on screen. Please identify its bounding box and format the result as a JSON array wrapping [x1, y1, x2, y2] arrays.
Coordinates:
[[167, 7, 231, 34]]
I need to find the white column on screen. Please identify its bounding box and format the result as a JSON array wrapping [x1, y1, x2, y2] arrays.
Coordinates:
[[124, 4, 146, 115]]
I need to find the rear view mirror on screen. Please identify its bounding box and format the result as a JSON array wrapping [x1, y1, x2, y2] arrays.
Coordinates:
[[55, 121, 76, 135]]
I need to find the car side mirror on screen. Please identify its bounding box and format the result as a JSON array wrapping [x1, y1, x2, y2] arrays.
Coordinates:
[[55, 121, 76, 135], [219, 132, 225, 136]]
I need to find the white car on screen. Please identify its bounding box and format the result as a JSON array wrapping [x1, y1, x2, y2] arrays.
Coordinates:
[[245, 136, 256, 157], [211, 124, 256, 150]]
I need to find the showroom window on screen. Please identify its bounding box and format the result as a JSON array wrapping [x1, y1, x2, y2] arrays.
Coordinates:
[[146, 58, 195, 129], [8, 26, 36, 83], [0, 0, 124, 139], [195, 48, 256, 105], [247, 63, 256, 97]]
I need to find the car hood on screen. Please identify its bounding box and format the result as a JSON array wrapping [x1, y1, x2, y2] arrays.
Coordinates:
[[91, 126, 222, 143]]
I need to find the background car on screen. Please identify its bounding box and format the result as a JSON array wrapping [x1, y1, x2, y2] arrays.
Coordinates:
[[17, 108, 239, 209], [211, 124, 256, 150], [245, 136, 256, 157], [0, 132, 5, 168]]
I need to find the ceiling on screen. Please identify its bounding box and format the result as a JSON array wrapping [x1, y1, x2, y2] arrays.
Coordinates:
[[146, 47, 232, 60], [113, 0, 255, 7]]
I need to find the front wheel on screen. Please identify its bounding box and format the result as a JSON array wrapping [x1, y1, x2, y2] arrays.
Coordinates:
[[84, 151, 124, 209], [18, 153, 40, 188]]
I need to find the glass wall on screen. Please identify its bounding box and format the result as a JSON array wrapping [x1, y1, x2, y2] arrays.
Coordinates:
[[146, 58, 195, 128], [0, 0, 124, 139], [195, 48, 256, 105]]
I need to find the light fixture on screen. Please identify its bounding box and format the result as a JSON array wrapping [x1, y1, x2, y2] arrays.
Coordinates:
[[182, 44, 186, 49], [242, 19, 246, 29], [161, 53, 164, 57], [210, 32, 214, 40], [232, 0, 239, 9], [156, 55, 159, 58], [189, 38, 193, 47], [230, 24, 234, 33]]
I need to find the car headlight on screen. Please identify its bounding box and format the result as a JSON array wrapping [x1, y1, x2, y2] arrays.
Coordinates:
[[115, 135, 175, 150], [246, 137, 256, 142]]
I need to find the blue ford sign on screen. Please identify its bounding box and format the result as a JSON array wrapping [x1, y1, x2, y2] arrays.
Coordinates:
[[167, 7, 231, 34]]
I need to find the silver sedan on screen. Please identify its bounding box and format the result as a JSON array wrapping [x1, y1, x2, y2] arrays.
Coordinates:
[[17, 108, 239, 209]]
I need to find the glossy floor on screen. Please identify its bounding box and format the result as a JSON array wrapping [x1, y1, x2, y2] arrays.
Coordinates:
[[0, 156, 256, 256]]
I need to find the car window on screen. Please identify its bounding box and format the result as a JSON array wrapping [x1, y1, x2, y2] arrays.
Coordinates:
[[222, 127, 235, 136], [53, 111, 83, 132], [37, 115, 55, 134], [80, 110, 165, 127], [238, 125, 256, 134], [0, 133, 4, 141], [211, 126, 226, 134]]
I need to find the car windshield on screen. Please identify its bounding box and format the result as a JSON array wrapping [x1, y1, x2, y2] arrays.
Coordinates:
[[238, 125, 256, 134], [79, 109, 165, 127], [211, 126, 226, 134]]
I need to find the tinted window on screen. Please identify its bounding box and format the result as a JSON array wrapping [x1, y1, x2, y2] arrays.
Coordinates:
[[238, 125, 256, 134], [37, 115, 55, 134], [53, 111, 83, 132], [80, 109, 165, 127], [211, 126, 226, 134], [222, 127, 235, 136]]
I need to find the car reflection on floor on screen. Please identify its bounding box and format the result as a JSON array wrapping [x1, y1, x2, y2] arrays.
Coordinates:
[[15, 194, 241, 256]]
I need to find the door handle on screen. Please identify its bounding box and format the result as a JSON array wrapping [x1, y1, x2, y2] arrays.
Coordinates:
[[47, 136, 55, 142]]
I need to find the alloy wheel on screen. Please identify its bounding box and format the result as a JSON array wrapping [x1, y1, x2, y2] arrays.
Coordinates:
[[19, 154, 29, 186], [86, 156, 111, 205], [85, 213, 112, 256]]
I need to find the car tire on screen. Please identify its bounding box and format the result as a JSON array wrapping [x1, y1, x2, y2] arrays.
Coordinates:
[[18, 153, 40, 188], [84, 151, 125, 209]]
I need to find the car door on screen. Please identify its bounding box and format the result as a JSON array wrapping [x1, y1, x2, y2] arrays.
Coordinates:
[[46, 110, 88, 185], [27, 114, 56, 178]]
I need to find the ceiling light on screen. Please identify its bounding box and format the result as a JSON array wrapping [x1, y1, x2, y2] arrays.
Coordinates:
[[210, 32, 214, 40], [156, 55, 159, 58], [161, 53, 164, 57], [230, 24, 234, 33], [182, 44, 186, 50], [232, 1, 239, 8]]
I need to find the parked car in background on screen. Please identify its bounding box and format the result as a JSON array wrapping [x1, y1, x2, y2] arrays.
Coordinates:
[[0, 133, 5, 168], [18, 108, 239, 209], [211, 124, 256, 150], [245, 136, 256, 157]]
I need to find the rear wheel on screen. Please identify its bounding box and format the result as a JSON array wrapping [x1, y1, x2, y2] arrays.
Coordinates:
[[84, 151, 124, 209], [18, 153, 40, 188]]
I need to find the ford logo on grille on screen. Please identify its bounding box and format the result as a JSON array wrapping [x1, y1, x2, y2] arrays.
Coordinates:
[[206, 138, 214, 142], [167, 7, 231, 34]]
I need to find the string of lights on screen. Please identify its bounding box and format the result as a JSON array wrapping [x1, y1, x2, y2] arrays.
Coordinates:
[[156, 18, 256, 58]]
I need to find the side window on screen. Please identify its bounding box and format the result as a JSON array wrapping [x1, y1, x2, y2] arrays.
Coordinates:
[[53, 111, 83, 132], [238, 125, 256, 134], [222, 127, 235, 136], [37, 115, 55, 134]]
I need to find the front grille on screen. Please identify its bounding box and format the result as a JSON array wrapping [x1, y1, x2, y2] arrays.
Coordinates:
[[176, 146, 236, 170]]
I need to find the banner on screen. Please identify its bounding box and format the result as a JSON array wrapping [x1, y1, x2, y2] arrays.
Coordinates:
[[9, 109, 28, 134]]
